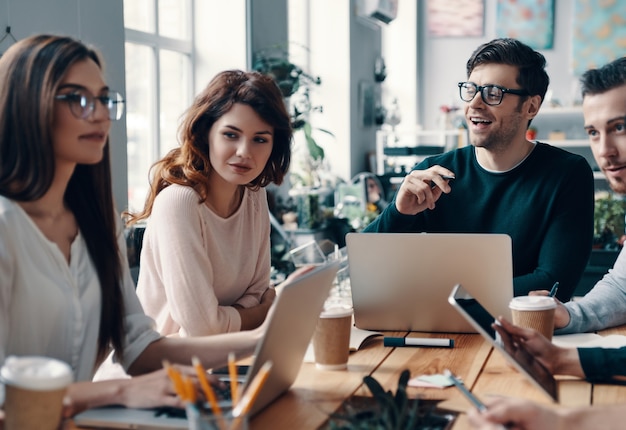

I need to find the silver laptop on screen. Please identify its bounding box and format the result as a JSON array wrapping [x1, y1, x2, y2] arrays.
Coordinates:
[[74, 261, 340, 429], [347, 232, 513, 332], [448, 283, 558, 401]]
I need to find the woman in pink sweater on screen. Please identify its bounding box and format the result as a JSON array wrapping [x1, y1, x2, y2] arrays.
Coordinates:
[[130, 70, 292, 336]]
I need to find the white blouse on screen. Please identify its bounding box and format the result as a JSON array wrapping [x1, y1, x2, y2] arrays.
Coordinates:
[[0, 196, 160, 383]]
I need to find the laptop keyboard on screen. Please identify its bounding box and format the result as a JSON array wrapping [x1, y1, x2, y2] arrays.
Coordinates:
[[215, 380, 233, 402], [153, 406, 187, 419], [152, 379, 235, 419]]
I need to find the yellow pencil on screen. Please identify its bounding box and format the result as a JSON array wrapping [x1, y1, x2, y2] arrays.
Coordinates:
[[162, 360, 186, 401], [228, 352, 240, 405], [232, 360, 273, 418], [182, 374, 196, 404], [192, 356, 223, 416]]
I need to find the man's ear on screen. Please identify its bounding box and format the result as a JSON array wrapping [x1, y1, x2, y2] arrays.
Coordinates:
[[526, 94, 542, 120]]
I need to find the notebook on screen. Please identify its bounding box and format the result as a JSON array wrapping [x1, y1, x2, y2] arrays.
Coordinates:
[[346, 232, 513, 332], [73, 260, 341, 429], [448, 283, 558, 401]]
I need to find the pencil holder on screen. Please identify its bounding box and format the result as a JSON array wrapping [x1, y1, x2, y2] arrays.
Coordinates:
[[186, 404, 249, 430]]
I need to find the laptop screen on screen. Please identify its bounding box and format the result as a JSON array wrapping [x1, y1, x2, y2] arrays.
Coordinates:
[[448, 284, 558, 401]]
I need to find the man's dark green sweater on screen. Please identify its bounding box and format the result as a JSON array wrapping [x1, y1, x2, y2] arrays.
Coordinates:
[[363, 143, 594, 301]]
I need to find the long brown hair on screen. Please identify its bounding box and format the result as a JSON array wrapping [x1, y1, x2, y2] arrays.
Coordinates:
[[128, 69, 292, 224], [0, 34, 125, 362]]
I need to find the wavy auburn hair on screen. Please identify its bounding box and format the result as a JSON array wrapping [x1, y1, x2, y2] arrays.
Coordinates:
[[130, 70, 292, 223]]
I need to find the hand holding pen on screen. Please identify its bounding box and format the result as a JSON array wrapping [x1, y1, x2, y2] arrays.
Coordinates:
[[548, 282, 559, 298], [529, 281, 569, 329], [394, 166, 455, 215]]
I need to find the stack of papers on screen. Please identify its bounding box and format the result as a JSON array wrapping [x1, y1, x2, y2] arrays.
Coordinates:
[[408, 374, 454, 389], [552, 333, 626, 349]]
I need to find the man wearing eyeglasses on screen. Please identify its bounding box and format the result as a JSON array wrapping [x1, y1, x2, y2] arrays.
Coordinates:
[[364, 38, 594, 301]]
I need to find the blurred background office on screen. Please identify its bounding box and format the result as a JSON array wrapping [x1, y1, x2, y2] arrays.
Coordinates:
[[0, 0, 623, 288]]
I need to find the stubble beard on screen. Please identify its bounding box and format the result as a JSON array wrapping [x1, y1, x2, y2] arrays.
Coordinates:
[[470, 121, 523, 154], [469, 108, 525, 154]]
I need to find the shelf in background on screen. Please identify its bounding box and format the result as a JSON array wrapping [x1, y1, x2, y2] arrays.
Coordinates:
[[383, 145, 445, 156], [593, 172, 606, 180], [538, 106, 583, 115], [545, 139, 589, 147]]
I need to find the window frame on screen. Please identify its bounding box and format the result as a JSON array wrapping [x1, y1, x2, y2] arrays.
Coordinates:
[[123, 0, 195, 212]]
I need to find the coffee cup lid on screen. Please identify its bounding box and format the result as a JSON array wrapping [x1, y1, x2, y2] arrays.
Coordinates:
[[320, 306, 353, 319], [509, 296, 556, 311], [0, 356, 73, 390]]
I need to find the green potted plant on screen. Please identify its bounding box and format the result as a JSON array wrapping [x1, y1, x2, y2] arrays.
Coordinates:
[[253, 45, 336, 229], [323, 370, 455, 429], [252, 45, 320, 97], [252, 44, 333, 179], [593, 192, 626, 249]]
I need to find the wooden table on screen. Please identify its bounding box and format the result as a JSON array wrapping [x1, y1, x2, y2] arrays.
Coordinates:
[[249, 326, 626, 429], [69, 325, 626, 429]]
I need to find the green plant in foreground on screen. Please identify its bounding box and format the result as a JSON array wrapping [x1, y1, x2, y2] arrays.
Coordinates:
[[327, 369, 451, 429]]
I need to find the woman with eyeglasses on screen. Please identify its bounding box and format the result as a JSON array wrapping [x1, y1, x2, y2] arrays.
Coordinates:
[[127, 69, 293, 337], [0, 34, 280, 419]]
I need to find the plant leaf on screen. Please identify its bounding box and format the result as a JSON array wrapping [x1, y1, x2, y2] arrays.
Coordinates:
[[303, 121, 325, 161], [363, 375, 386, 399]]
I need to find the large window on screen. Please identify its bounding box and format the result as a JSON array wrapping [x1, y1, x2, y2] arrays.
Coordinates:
[[124, 0, 193, 212]]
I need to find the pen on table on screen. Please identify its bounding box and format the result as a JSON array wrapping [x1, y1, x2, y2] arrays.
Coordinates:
[[192, 356, 223, 417], [228, 352, 240, 405], [383, 337, 454, 348], [232, 361, 273, 418], [548, 281, 559, 298]]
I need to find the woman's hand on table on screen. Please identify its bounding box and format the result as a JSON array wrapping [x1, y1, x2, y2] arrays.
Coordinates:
[[234, 287, 276, 330], [63, 365, 224, 418]]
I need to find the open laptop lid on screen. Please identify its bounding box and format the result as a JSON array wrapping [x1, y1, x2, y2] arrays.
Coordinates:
[[240, 259, 340, 416], [74, 261, 340, 428], [347, 232, 513, 333], [448, 283, 558, 402]]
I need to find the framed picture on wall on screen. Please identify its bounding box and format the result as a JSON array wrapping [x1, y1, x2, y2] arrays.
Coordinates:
[[495, 0, 555, 50], [427, 0, 484, 38], [572, 0, 626, 76]]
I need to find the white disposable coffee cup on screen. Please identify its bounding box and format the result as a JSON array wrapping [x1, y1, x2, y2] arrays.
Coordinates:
[[312, 307, 353, 370], [1, 355, 73, 430], [509, 296, 557, 341]]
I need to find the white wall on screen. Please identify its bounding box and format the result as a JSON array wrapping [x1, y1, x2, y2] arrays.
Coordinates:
[[307, 0, 382, 180], [381, 0, 417, 127], [0, 0, 128, 212], [194, 1, 248, 93]]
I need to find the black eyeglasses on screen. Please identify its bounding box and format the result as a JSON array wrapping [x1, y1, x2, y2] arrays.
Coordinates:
[[55, 89, 125, 121], [458, 82, 529, 106]]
